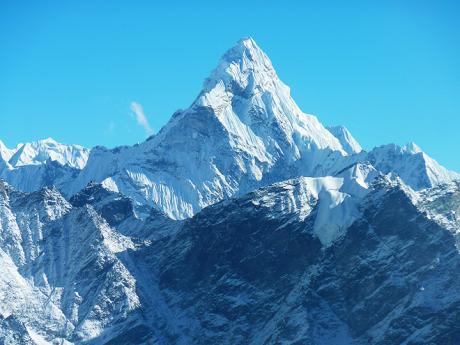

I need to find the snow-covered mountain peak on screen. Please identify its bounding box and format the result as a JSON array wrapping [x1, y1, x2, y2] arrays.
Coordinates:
[[327, 125, 362, 154], [403, 141, 422, 154], [7, 137, 90, 169], [202, 36, 276, 93], [0, 140, 20, 163], [192, 38, 346, 155], [39, 137, 57, 144], [2, 39, 458, 222], [368, 142, 460, 190], [28, 38, 368, 220], [0, 140, 9, 160]]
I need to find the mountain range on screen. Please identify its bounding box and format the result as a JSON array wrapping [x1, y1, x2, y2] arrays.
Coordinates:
[[1, 38, 459, 344]]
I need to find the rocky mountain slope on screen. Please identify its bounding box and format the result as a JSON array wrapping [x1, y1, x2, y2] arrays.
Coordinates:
[[151, 176, 460, 344], [2, 170, 460, 344]]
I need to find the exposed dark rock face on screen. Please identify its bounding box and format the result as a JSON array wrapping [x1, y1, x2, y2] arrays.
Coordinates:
[[132, 184, 460, 344], [1, 176, 460, 344]]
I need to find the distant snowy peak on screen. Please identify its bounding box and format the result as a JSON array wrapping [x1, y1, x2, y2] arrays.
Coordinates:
[[327, 125, 362, 154], [7, 137, 90, 169], [367, 142, 460, 190], [0, 140, 20, 163], [403, 142, 422, 154]]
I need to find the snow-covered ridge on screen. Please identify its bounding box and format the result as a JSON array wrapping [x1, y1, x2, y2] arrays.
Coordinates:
[[327, 125, 362, 154], [248, 175, 363, 246], [1, 137, 89, 169], [367, 142, 459, 190], [0, 140, 21, 163], [231, 162, 379, 246]]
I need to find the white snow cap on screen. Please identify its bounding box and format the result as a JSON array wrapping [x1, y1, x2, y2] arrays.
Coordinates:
[[7, 137, 90, 169], [368, 142, 460, 190], [403, 142, 422, 154], [195, 37, 347, 154], [0, 140, 21, 163], [327, 125, 362, 154], [203, 37, 276, 92]]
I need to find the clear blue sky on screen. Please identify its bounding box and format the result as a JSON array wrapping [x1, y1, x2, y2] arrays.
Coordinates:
[[1, 1, 459, 170]]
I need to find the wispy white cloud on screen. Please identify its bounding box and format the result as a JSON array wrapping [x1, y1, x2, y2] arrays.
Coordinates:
[[105, 121, 116, 135], [130, 101, 153, 135]]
